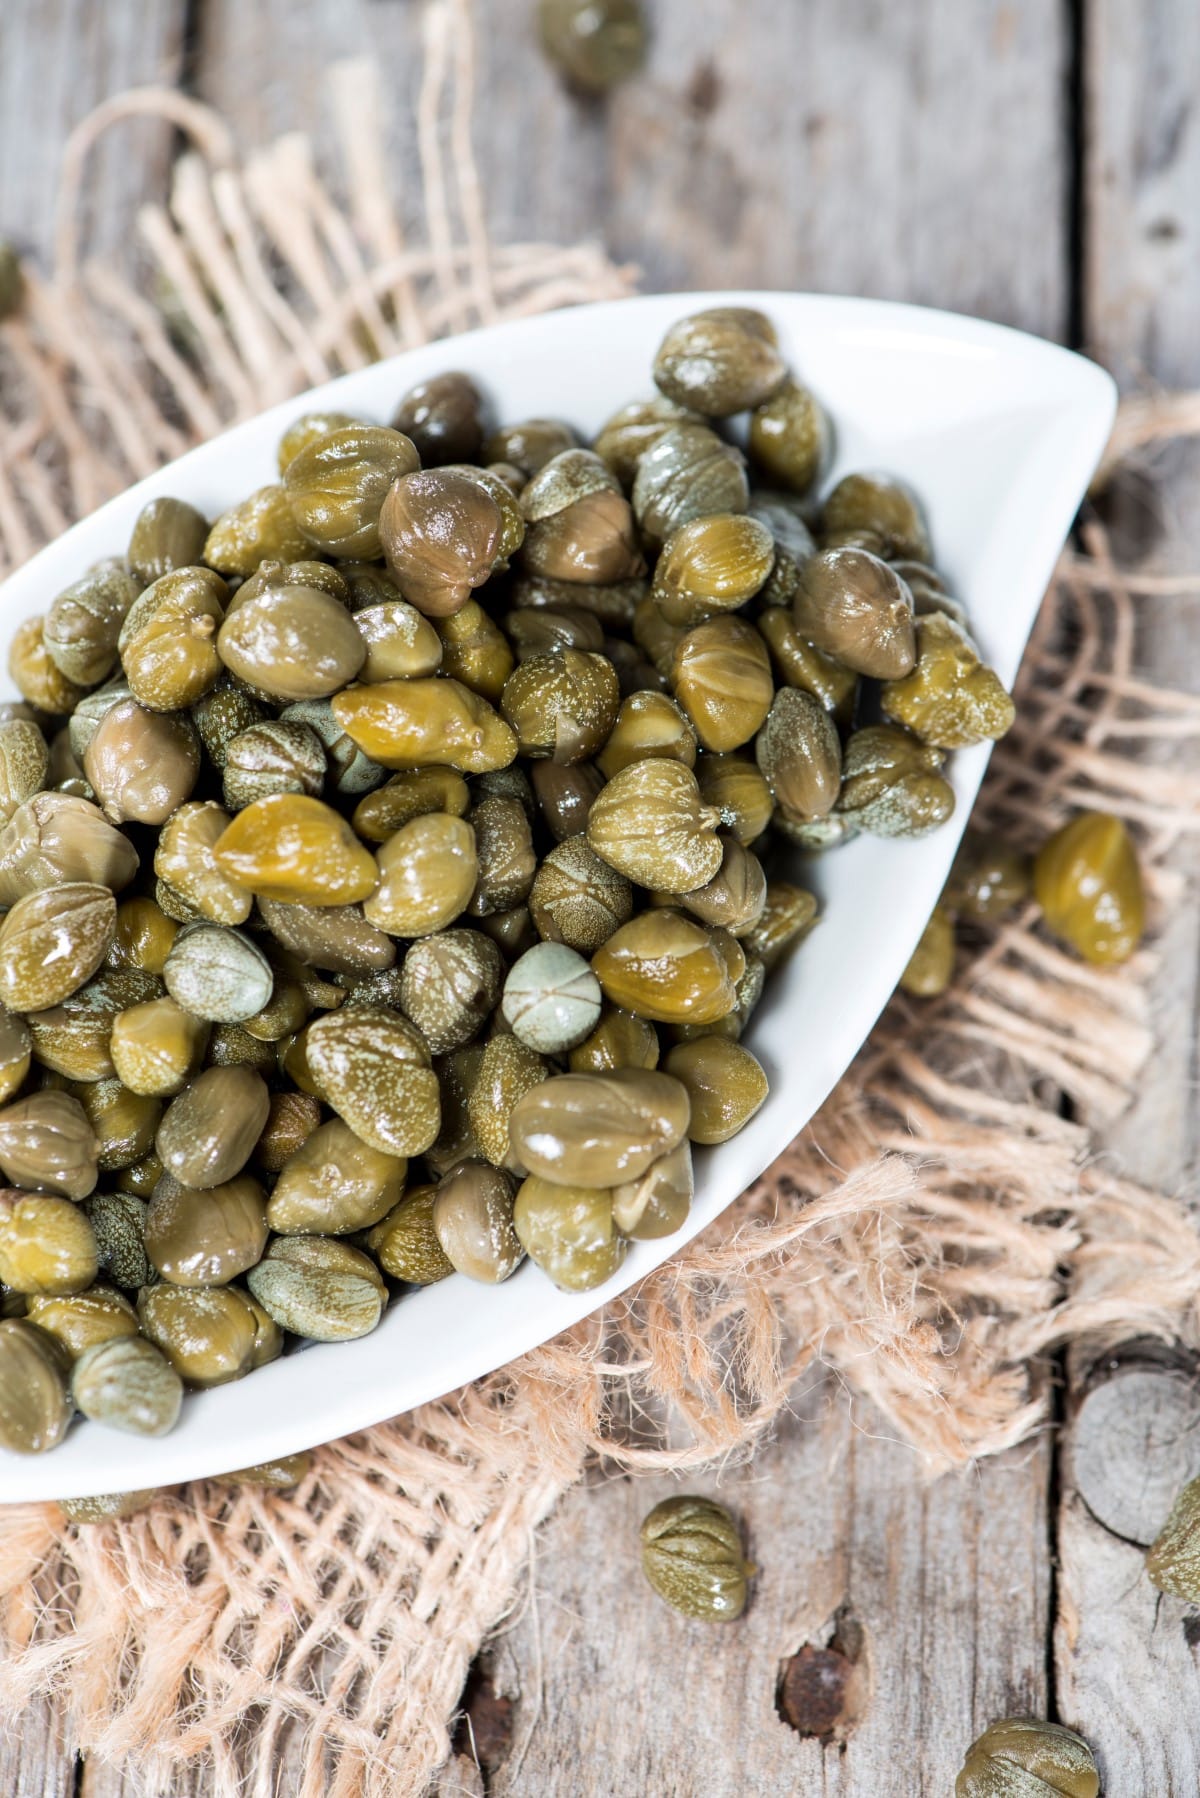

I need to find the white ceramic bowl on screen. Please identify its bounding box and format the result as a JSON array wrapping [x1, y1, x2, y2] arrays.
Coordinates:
[[0, 292, 1115, 1501]]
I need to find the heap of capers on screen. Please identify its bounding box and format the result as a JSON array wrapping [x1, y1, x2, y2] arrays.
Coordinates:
[[0, 304, 1015, 1460]]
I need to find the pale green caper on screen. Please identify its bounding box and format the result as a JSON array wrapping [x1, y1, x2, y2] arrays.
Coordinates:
[[71, 1335, 183, 1437]]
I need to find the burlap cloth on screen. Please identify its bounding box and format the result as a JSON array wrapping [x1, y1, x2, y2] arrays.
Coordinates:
[[3, 11, 1200, 1793]]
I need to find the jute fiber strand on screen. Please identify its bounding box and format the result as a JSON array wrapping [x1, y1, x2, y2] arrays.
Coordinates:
[[3, 10, 1200, 1794]]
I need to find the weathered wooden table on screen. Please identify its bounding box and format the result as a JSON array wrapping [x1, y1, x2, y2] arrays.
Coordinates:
[[2, 3, 1199, 1792]]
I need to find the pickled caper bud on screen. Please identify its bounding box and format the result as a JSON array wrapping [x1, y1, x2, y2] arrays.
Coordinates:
[[253, 1089, 322, 1176], [127, 496, 209, 586], [213, 794, 378, 907], [45, 560, 140, 688], [276, 410, 359, 475], [282, 423, 419, 558], [0, 1006, 32, 1105], [588, 756, 722, 896], [531, 759, 604, 843], [695, 752, 773, 846], [485, 417, 576, 478], [266, 1117, 405, 1236], [143, 1171, 267, 1286], [593, 909, 739, 1024], [595, 691, 695, 781], [331, 677, 517, 774], [75, 1078, 161, 1173], [741, 880, 818, 970], [25, 1285, 138, 1360], [654, 514, 775, 629], [191, 675, 267, 772], [365, 1184, 454, 1283], [756, 607, 858, 723], [0, 881, 116, 1012], [594, 395, 698, 486], [203, 484, 310, 574], [567, 1006, 658, 1075], [462, 796, 536, 923], [400, 927, 504, 1055], [155, 801, 254, 925], [632, 424, 749, 548], [0, 1192, 98, 1295], [943, 833, 1031, 920], [216, 580, 366, 703], [84, 698, 200, 826], [793, 547, 915, 681], [164, 922, 274, 1024], [258, 897, 396, 979], [0, 790, 138, 902], [640, 1494, 752, 1621], [84, 1190, 154, 1289], [528, 834, 633, 955], [663, 1037, 768, 1144], [8, 616, 90, 715], [882, 614, 1015, 748], [305, 1003, 440, 1157], [71, 1334, 183, 1437], [433, 1161, 523, 1284], [664, 835, 766, 937], [218, 720, 326, 813], [107, 896, 178, 975], [611, 1138, 692, 1239], [509, 1067, 689, 1186], [837, 724, 955, 839], [156, 1065, 270, 1189], [498, 649, 619, 766], [513, 1176, 627, 1291], [118, 566, 227, 711], [755, 687, 841, 822], [0, 1319, 71, 1454], [1034, 811, 1144, 965], [671, 615, 774, 753], [900, 907, 956, 997], [748, 378, 830, 495], [1145, 1473, 1200, 1601], [653, 308, 786, 417], [468, 1034, 550, 1171], [955, 1718, 1098, 1798], [822, 471, 931, 562], [379, 468, 503, 617], [138, 1283, 262, 1387], [363, 813, 477, 938], [351, 768, 470, 843], [392, 371, 484, 465], [0, 718, 48, 821]]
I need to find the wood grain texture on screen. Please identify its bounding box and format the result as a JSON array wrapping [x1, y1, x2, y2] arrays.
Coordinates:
[[194, 0, 1070, 332], [0, 1695, 76, 1798], [481, 1378, 1051, 1797], [0, 0, 186, 272]]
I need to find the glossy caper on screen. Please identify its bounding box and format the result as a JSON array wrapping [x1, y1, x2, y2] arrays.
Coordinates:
[[837, 724, 955, 839], [509, 1067, 690, 1186], [0, 1090, 98, 1199], [512, 1177, 626, 1291], [365, 1185, 453, 1284], [654, 513, 775, 628], [0, 718, 48, 821], [538, 0, 647, 91], [143, 1172, 268, 1286], [305, 1004, 440, 1157], [640, 1494, 752, 1621], [282, 423, 418, 559], [84, 698, 200, 826], [748, 378, 830, 494], [531, 759, 604, 843], [663, 1037, 768, 1144], [881, 613, 1015, 748], [72, 1334, 183, 1437], [592, 909, 739, 1024], [485, 417, 577, 478], [363, 813, 477, 937], [331, 677, 517, 774], [528, 834, 633, 955], [0, 1191, 98, 1295], [128, 496, 209, 586], [955, 1718, 1098, 1798], [900, 907, 956, 997], [118, 566, 227, 711], [671, 615, 774, 754], [164, 922, 274, 1023], [392, 371, 484, 465], [567, 1006, 659, 1075], [611, 1138, 693, 1239], [107, 896, 178, 975], [632, 424, 749, 548], [154, 801, 254, 925], [653, 308, 786, 417], [433, 1162, 523, 1284], [588, 758, 722, 894], [467, 1034, 550, 1171], [943, 833, 1032, 920], [24, 1285, 139, 1360], [75, 1078, 162, 1173], [594, 395, 698, 486], [741, 881, 818, 970], [45, 560, 140, 688], [400, 927, 504, 1055], [0, 1319, 72, 1454], [217, 580, 366, 703], [8, 616, 90, 715], [138, 1283, 262, 1388], [755, 687, 841, 822], [1034, 811, 1144, 965], [665, 835, 766, 937], [821, 472, 930, 561], [155, 1065, 270, 1189]]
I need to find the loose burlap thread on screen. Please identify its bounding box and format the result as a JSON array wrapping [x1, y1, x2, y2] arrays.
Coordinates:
[[3, 11, 1200, 1793]]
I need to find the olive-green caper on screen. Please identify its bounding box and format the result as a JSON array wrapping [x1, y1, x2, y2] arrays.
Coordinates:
[[467, 1034, 550, 1172], [216, 581, 366, 703], [154, 801, 254, 927], [837, 724, 956, 839], [596, 691, 695, 782], [71, 1334, 183, 1437], [531, 759, 604, 843], [362, 813, 477, 937], [433, 1161, 523, 1284], [155, 1066, 269, 1191], [266, 1117, 406, 1237], [220, 720, 327, 812], [694, 753, 773, 846], [0, 1191, 98, 1294], [498, 649, 620, 765], [0, 718, 48, 820], [400, 927, 504, 1056], [203, 484, 310, 574], [25, 1285, 138, 1360], [588, 758, 722, 895], [485, 417, 577, 478], [253, 1090, 322, 1177], [84, 1190, 154, 1289], [392, 371, 484, 465], [512, 1176, 626, 1291], [107, 896, 178, 975], [45, 560, 140, 688], [943, 833, 1031, 920], [426, 1044, 486, 1178], [592, 910, 739, 1025], [653, 308, 786, 417], [640, 1494, 752, 1621], [0, 1319, 71, 1454], [58, 1489, 160, 1523], [351, 768, 470, 843], [466, 795, 537, 919], [955, 1718, 1099, 1798], [793, 547, 915, 680], [75, 1078, 162, 1172], [26, 966, 161, 1084], [331, 677, 518, 774], [257, 898, 396, 980], [881, 614, 1015, 748], [0, 881, 116, 1012], [741, 881, 818, 970], [538, 0, 647, 91], [499, 941, 602, 1054], [654, 513, 776, 628], [0, 1006, 32, 1105], [219, 1451, 313, 1491], [118, 566, 227, 711], [283, 423, 419, 559], [276, 410, 359, 475], [594, 396, 698, 486], [143, 1172, 268, 1285], [272, 698, 382, 800], [211, 1023, 279, 1074], [212, 793, 378, 908], [664, 835, 766, 937], [611, 1138, 693, 1239], [633, 424, 749, 548], [663, 1037, 768, 1144], [138, 1283, 262, 1387], [756, 607, 858, 723], [84, 698, 200, 826], [164, 922, 275, 1024], [509, 1067, 690, 1186], [900, 907, 956, 997], [8, 616, 90, 715], [127, 496, 209, 586], [506, 604, 605, 663], [1034, 811, 1144, 965], [671, 615, 774, 753], [528, 834, 633, 955], [748, 378, 830, 494], [821, 472, 931, 562], [116, 1154, 164, 1200], [755, 687, 842, 822], [242, 976, 308, 1043], [1145, 1473, 1200, 1601], [0, 791, 139, 903], [107, 998, 207, 1098], [365, 1185, 454, 1285], [567, 1006, 659, 1074], [305, 1004, 440, 1157]]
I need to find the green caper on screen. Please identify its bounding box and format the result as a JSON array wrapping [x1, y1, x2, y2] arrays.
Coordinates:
[[943, 832, 1031, 920], [513, 1177, 626, 1291], [276, 410, 359, 474], [1034, 811, 1144, 965], [588, 758, 722, 894], [640, 1494, 752, 1621], [485, 417, 576, 478], [567, 1006, 659, 1075], [468, 795, 537, 918], [881, 614, 1014, 748], [266, 1117, 405, 1236], [594, 395, 698, 486], [25, 1285, 139, 1360], [107, 896, 179, 975], [663, 1037, 768, 1144], [400, 927, 504, 1055], [900, 907, 956, 996], [75, 1078, 162, 1173], [118, 566, 227, 711], [501, 941, 603, 1053], [221, 720, 326, 811], [128, 496, 209, 586], [365, 1185, 453, 1284], [0, 882, 116, 1012], [392, 372, 484, 465], [253, 1089, 322, 1175], [538, 0, 647, 92], [508, 1068, 690, 1185], [84, 1191, 154, 1290], [740, 881, 818, 970], [756, 607, 858, 723], [138, 1283, 262, 1387], [426, 1043, 486, 1176], [45, 560, 140, 688], [305, 1003, 440, 1157], [837, 724, 956, 839], [695, 752, 774, 846], [671, 615, 774, 754], [71, 1334, 183, 1437], [653, 308, 786, 417], [0, 1192, 98, 1295], [821, 471, 930, 561], [154, 802, 253, 926], [528, 834, 633, 955], [748, 379, 830, 494], [217, 580, 366, 702], [755, 687, 841, 822], [0, 1091, 98, 1199], [143, 1172, 268, 1285], [500, 650, 620, 764], [220, 1450, 313, 1491], [0, 718, 48, 821], [955, 1718, 1099, 1798], [155, 1065, 270, 1189], [592, 909, 740, 1024], [433, 1161, 523, 1283], [653, 513, 775, 628], [203, 485, 311, 574], [0, 1319, 71, 1454], [351, 768, 470, 843], [664, 835, 766, 937], [279, 423, 417, 560], [467, 1034, 550, 1172], [164, 922, 275, 1024], [611, 1138, 692, 1239]]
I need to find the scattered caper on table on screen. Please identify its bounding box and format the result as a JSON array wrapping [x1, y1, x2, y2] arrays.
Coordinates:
[[639, 1493, 753, 1621], [955, 1717, 1099, 1798], [0, 303, 1016, 1460]]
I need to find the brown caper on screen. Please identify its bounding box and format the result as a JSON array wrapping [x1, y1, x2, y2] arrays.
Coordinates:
[[216, 581, 366, 703], [144, 1173, 268, 1286], [0, 881, 116, 1012], [755, 687, 842, 822], [379, 468, 503, 617], [433, 1161, 523, 1284], [156, 1065, 270, 1190], [392, 371, 484, 465], [653, 308, 786, 417], [257, 897, 396, 977], [793, 547, 916, 680], [484, 417, 577, 478], [284, 423, 419, 558], [531, 759, 604, 843], [83, 698, 200, 826], [107, 896, 178, 975], [594, 395, 699, 486], [254, 1089, 322, 1175]]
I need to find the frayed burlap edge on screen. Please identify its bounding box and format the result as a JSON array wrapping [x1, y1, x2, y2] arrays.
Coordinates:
[[3, 11, 1200, 1794]]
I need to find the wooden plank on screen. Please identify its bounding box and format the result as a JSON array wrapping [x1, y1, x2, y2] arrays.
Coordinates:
[[194, 0, 1070, 332], [0, 0, 186, 273], [0, 1694, 76, 1798], [481, 1374, 1051, 1796]]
